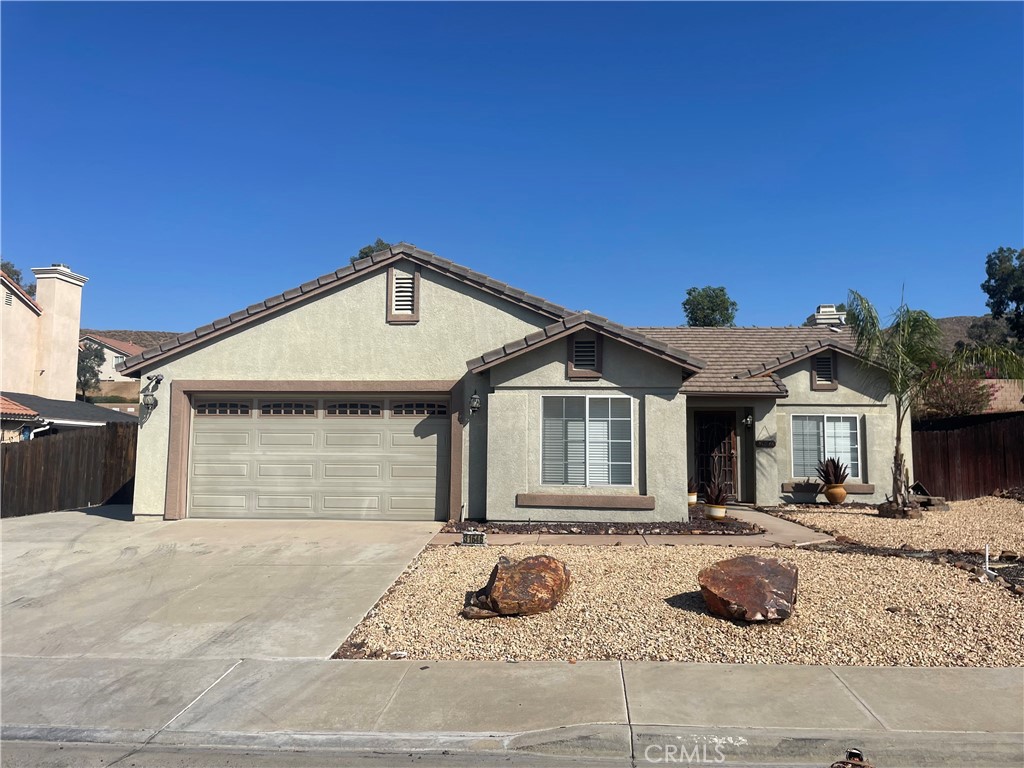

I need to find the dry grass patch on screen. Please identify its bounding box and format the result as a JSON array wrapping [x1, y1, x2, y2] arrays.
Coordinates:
[[344, 544, 1023, 667], [775, 496, 1024, 553]]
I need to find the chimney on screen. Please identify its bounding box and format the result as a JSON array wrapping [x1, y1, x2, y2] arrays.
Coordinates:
[[31, 264, 88, 401], [812, 304, 846, 326]]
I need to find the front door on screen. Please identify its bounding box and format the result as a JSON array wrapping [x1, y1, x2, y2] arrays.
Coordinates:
[[694, 411, 737, 501]]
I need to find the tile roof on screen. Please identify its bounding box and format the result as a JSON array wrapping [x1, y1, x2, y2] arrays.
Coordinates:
[[0, 395, 39, 420], [80, 333, 147, 357], [1, 271, 42, 314], [1, 392, 139, 424], [118, 243, 576, 375], [634, 325, 859, 396], [468, 312, 706, 374]]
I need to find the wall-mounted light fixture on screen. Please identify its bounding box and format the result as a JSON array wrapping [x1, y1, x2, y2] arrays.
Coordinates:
[[468, 391, 481, 417], [742, 414, 754, 429], [142, 392, 158, 412]]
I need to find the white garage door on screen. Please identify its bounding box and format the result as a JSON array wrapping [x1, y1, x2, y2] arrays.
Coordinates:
[[188, 396, 449, 520]]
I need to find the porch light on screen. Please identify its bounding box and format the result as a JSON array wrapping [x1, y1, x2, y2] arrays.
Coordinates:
[[142, 392, 158, 412], [742, 414, 754, 429], [469, 391, 481, 416]]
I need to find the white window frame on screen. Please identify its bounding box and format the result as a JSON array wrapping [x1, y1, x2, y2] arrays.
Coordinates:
[[790, 414, 862, 481], [540, 395, 633, 487]]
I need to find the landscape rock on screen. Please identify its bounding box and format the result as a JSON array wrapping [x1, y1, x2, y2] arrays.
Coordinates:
[[878, 501, 923, 519], [698, 554, 798, 622], [463, 554, 571, 619]]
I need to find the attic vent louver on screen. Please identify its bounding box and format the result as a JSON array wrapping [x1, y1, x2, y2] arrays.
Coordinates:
[[815, 354, 834, 384], [573, 339, 598, 370], [392, 274, 415, 314]]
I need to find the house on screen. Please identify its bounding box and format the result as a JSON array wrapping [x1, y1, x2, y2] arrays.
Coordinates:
[[1, 395, 42, 442], [0, 391, 138, 439], [1, 265, 89, 401], [79, 333, 147, 384], [118, 244, 904, 522]]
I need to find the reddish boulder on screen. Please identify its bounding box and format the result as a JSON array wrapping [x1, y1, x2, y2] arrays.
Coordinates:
[[463, 555, 571, 619], [698, 555, 798, 622]]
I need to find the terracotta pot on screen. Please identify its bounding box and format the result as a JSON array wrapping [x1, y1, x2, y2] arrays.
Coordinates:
[[705, 504, 727, 520], [824, 484, 847, 505], [688, 492, 698, 506]]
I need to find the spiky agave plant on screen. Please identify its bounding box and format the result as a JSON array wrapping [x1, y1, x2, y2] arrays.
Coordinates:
[[816, 457, 849, 486]]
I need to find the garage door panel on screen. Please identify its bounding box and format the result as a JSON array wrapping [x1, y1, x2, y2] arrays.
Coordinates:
[[189, 395, 448, 520], [193, 463, 249, 478], [195, 432, 250, 447], [323, 463, 382, 479], [324, 432, 383, 448], [256, 495, 314, 511], [259, 432, 316, 448], [323, 495, 381, 511], [391, 464, 435, 479], [257, 463, 315, 478]]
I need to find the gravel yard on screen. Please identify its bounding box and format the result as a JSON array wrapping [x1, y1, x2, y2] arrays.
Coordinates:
[[769, 496, 1024, 554], [341, 544, 1023, 666]]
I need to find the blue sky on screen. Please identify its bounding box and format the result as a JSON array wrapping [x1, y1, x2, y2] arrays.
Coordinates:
[[3, 2, 1022, 333]]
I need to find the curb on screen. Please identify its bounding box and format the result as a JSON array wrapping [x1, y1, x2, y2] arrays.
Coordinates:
[[5, 723, 1022, 767]]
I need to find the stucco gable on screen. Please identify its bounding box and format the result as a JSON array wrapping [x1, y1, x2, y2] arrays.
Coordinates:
[[468, 313, 705, 375], [118, 243, 576, 376]]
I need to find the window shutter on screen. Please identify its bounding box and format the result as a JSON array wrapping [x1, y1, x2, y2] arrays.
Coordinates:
[[392, 273, 416, 315]]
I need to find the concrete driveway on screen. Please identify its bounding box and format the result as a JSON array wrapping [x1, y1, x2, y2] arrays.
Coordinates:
[[1, 508, 439, 660]]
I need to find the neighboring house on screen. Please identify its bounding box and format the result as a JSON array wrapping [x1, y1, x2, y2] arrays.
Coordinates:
[[1, 265, 88, 401], [119, 243, 904, 522], [984, 379, 1024, 414], [79, 334, 146, 383], [1, 395, 43, 442], [0, 391, 138, 439]]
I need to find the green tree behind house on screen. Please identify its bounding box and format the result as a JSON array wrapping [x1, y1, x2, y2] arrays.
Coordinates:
[[682, 286, 738, 327]]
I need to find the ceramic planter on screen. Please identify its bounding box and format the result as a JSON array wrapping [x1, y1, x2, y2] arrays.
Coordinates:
[[705, 504, 727, 520], [688, 492, 698, 506], [824, 484, 847, 505]]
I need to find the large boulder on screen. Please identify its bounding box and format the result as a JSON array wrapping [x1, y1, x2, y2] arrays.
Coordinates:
[[463, 555, 571, 619], [698, 555, 798, 622]]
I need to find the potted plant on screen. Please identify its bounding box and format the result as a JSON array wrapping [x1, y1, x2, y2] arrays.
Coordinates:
[[817, 457, 849, 505], [687, 476, 698, 507], [703, 478, 729, 520]]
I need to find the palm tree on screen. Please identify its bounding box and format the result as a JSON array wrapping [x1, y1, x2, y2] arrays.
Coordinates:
[[846, 290, 1024, 510]]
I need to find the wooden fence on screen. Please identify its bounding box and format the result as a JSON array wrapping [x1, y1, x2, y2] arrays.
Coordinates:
[[911, 412, 1024, 501], [1, 422, 138, 518]]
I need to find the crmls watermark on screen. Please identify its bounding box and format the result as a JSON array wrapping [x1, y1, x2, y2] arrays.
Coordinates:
[[643, 743, 728, 764]]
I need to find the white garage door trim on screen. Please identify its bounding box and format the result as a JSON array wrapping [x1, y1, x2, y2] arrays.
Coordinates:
[[187, 394, 450, 520]]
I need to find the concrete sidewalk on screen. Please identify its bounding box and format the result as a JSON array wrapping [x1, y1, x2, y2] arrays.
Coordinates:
[[3, 658, 1021, 767], [430, 506, 833, 548]]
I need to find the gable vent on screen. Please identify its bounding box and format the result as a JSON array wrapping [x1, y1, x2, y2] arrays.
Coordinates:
[[573, 339, 598, 370], [392, 273, 416, 315], [815, 354, 834, 384], [4, 291, 12, 306]]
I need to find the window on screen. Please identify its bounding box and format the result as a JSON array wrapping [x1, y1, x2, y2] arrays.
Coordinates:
[[259, 401, 316, 416], [114, 354, 126, 366], [387, 266, 420, 324], [392, 401, 448, 416], [542, 396, 632, 486], [326, 401, 383, 417], [195, 401, 251, 416], [811, 353, 838, 391], [792, 415, 860, 479]]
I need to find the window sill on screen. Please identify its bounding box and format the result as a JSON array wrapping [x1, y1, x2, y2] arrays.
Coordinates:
[[516, 493, 656, 510], [566, 369, 602, 381], [781, 482, 875, 494]]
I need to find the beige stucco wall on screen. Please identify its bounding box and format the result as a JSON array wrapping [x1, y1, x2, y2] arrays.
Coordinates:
[[769, 355, 906, 505], [90, 343, 137, 383], [1, 293, 40, 394], [131, 265, 553, 518], [484, 338, 689, 522]]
